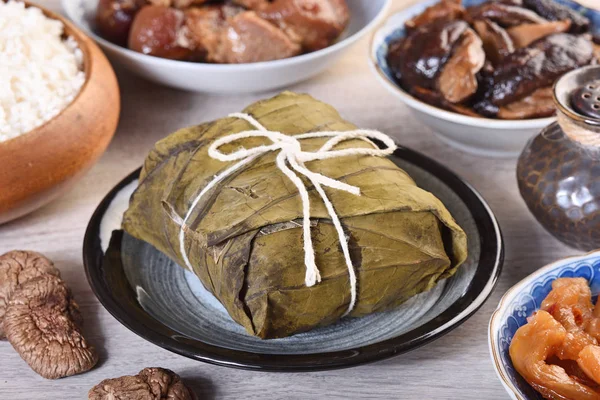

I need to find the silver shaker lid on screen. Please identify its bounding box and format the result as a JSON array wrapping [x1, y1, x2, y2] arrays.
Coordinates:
[[553, 65, 600, 146]]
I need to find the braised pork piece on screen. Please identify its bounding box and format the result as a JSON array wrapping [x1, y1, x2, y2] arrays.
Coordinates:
[[184, 5, 302, 63], [386, 0, 598, 120], [97, 0, 350, 63]]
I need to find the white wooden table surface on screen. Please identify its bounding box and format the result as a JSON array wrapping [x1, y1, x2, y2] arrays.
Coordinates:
[[0, 0, 589, 398]]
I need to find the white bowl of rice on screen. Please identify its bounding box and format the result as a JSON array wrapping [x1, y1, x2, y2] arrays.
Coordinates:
[[0, 0, 120, 224]]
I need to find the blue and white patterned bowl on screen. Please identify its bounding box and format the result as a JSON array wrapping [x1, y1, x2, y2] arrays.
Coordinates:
[[489, 250, 600, 400], [369, 0, 600, 158]]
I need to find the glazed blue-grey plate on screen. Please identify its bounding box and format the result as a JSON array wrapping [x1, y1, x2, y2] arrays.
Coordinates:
[[83, 145, 503, 371], [489, 250, 600, 399]]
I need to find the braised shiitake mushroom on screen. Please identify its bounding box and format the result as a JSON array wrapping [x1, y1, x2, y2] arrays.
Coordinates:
[[386, 0, 598, 120], [89, 367, 197, 400]]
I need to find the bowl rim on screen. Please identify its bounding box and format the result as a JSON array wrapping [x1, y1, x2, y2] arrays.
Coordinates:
[[487, 249, 600, 400], [83, 144, 505, 372], [367, 0, 572, 129], [0, 0, 94, 146], [62, 0, 392, 71]]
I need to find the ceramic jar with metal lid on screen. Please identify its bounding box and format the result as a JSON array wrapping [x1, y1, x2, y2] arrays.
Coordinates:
[[517, 66, 600, 251]]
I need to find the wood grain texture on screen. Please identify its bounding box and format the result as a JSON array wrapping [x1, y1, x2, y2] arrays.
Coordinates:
[[0, 0, 586, 398], [0, 2, 120, 224]]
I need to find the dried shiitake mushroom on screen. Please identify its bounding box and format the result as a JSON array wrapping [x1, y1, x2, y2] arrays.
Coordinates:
[[0, 250, 60, 338], [89, 367, 197, 400], [4, 275, 98, 379]]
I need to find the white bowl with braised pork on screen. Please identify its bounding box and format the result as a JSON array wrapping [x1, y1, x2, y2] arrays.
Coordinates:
[[62, 0, 391, 93], [370, 0, 600, 157]]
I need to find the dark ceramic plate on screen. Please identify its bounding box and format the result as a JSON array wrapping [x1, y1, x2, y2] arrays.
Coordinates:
[[83, 146, 504, 371]]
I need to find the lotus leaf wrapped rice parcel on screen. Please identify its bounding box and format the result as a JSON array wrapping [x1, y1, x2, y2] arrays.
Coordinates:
[[123, 92, 468, 339]]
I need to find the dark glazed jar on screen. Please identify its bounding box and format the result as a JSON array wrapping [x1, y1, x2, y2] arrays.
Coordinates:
[[517, 66, 600, 251]]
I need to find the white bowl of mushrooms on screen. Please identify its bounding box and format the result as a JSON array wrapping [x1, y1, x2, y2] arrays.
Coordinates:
[[369, 0, 600, 158], [62, 0, 391, 93]]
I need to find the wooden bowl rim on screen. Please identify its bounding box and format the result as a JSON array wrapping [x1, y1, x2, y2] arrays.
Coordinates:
[[0, 0, 96, 146]]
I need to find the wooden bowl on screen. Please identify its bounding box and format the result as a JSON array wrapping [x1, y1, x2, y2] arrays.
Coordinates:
[[0, 1, 120, 224]]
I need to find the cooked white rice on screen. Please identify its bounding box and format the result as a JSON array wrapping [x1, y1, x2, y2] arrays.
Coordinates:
[[0, 1, 85, 142]]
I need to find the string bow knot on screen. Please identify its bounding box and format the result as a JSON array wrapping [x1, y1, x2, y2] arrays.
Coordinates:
[[179, 113, 397, 316]]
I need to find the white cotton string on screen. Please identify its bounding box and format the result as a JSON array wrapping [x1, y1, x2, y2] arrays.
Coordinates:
[[276, 151, 321, 286], [178, 113, 397, 316], [178, 154, 261, 271], [287, 154, 358, 315]]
